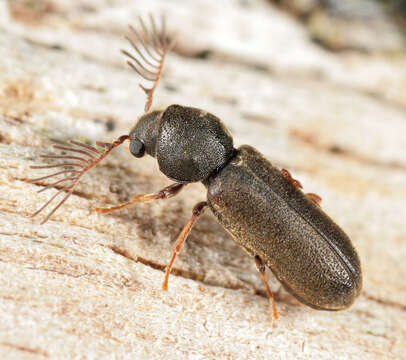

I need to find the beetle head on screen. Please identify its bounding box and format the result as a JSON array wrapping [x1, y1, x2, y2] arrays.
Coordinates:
[[129, 110, 162, 158]]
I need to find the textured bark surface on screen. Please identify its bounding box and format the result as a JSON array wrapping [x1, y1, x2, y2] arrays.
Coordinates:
[[1, 0, 406, 359]]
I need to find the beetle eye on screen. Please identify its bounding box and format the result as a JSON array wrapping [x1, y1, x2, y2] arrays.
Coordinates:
[[129, 137, 145, 158]]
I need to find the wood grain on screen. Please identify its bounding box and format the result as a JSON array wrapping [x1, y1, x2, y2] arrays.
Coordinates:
[[0, 0, 405, 359]]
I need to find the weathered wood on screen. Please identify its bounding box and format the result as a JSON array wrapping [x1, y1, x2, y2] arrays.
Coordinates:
[[0, 0, 405, 358]]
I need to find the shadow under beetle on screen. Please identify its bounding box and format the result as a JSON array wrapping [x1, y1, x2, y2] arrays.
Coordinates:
[[30, 15, 362, 320]]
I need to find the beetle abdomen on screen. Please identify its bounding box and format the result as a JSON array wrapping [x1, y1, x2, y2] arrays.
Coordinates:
[[205, 145, 362, 310]]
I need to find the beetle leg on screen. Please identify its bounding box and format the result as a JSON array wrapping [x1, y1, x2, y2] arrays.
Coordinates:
[[281, 168, 303, 189], [162, 201, 208, 291], [95, 183, 185, 214], [281, 169, 321, 205], [306, 192, 322, 205], [254, 256, 279, 320]]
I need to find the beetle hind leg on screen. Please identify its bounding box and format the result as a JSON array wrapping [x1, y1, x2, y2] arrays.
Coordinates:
[[254, 256, 279, 320], [162, 201, 208, 291], [95, 183, 185, 214]]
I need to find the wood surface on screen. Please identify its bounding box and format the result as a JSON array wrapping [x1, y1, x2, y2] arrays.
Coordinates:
[[0, 0, 405, 359]]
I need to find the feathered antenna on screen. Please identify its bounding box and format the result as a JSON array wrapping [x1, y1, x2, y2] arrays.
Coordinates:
[[122, 14, 175, 112], [30, 135, 129, 224], [30, 15, 174, 223]]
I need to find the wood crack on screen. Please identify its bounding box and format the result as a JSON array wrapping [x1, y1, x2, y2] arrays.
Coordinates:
[[104, 244, 258, 294], [290, 128, 406, 170], [363, 291, 406, 312], [0, 341, 48, 357]]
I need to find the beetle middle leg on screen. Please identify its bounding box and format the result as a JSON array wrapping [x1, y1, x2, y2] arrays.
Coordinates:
[[306, 192, 322, 205], [281, 169, 322, 205], [254, 255, 279, 320], [281, 168, 302, 189], [162, 201, 208, 291], [95, 183, 185, 214]]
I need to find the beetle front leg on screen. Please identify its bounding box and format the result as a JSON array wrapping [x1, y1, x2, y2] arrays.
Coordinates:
[[162, 201, 208, 291], [95, 183, 185, 214], [254, 256, 279, 320]]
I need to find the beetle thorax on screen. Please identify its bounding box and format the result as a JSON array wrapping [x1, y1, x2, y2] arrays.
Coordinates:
[[158, 105, 235, 182], [129, 105, 234, 182]]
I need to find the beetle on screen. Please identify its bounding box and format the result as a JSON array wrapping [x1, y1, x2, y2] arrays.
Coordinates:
[[30, 15, 362, 319]]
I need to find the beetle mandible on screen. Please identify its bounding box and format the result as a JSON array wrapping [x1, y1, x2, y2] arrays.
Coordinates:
[[30, 15, 362, 319]]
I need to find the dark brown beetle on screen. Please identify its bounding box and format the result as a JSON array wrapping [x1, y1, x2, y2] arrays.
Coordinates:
[[30, 15, 362, 319]]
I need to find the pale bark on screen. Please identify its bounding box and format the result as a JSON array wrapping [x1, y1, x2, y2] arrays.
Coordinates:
[[0, 1, 405, 359]]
